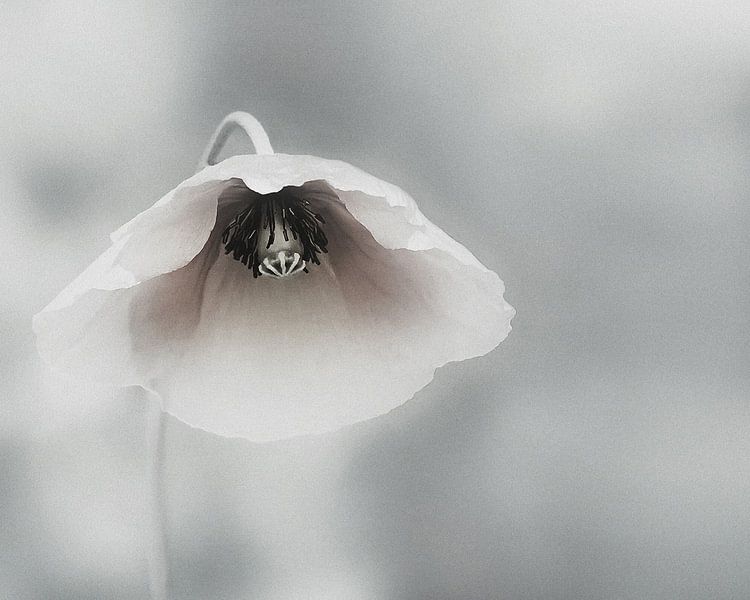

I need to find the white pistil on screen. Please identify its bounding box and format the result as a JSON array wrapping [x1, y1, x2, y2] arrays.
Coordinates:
[[287, 252, 301, 273], [258, 251, 305, 279], [260, 258, 283, 277]]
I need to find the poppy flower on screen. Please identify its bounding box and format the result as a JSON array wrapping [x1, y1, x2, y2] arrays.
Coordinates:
[[33, 112, 515, 442]]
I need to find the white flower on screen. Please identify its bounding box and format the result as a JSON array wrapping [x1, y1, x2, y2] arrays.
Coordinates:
[[33, 112, 515, 442]]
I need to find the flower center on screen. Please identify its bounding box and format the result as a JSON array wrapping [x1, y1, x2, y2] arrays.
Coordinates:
[[221, 191, 328, 278]]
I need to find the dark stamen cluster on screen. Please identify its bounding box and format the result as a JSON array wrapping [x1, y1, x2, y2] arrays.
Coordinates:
[[221, 194, 328, 277]]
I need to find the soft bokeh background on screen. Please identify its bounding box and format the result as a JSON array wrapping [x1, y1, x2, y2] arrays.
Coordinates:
[[2, 1, 749, 598]]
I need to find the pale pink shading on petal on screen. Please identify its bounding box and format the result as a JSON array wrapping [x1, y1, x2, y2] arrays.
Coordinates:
[[33, 155, 514, 442]]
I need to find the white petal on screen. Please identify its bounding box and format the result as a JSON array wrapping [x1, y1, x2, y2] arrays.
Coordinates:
[[34, 154, 514, 442]]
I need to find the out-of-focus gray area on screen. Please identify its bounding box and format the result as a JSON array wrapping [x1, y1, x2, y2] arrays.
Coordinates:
[[2, 1, 749, 598]]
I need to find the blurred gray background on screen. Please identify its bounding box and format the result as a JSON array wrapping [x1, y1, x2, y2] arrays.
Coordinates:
[[2, 1, 749, 599]]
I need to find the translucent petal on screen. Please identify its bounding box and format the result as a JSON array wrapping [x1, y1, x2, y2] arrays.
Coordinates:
[[34, 155, 514, 441]]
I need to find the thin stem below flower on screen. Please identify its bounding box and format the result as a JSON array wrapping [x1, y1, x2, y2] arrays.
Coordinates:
[[197, 111, 274, 171], [146, 397, 168, 600]]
